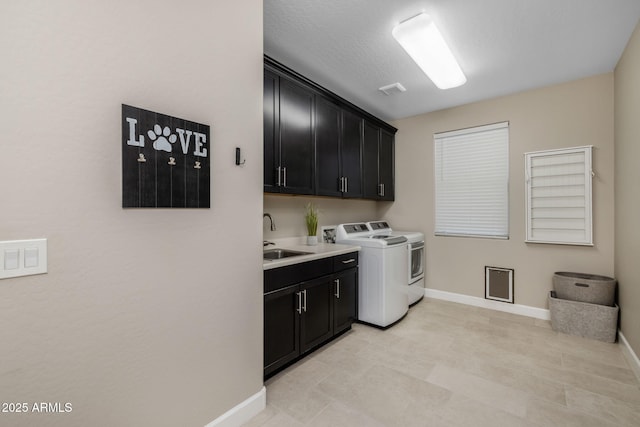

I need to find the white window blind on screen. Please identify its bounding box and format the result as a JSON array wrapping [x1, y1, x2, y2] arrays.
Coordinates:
[[525, 146, 593, 245], [434, 122, 509, 239]]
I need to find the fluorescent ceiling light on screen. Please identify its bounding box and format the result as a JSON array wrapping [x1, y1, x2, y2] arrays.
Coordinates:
[[392, 13, 466, 90]]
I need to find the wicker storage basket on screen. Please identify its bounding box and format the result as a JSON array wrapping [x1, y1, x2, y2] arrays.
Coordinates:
[[549, 291, 618, 343], [552, 272, 616, 306]]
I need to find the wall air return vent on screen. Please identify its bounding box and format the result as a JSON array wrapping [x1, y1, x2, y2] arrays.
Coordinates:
[[378, 82, 406, 96]]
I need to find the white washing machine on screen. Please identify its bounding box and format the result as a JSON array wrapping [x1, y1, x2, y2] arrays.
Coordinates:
[[336, 223, 409, 327], [368, 221, 425, 306]]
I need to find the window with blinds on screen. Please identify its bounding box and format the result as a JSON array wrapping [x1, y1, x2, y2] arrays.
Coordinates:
[[434, 122, 509, 239], [525, 146, 593, 245]]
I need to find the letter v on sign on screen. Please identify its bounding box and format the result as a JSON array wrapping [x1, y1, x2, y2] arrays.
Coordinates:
[[175, 129, 192, 155]]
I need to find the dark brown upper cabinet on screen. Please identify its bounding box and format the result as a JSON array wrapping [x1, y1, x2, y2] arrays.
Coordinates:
[[264, 56, 395, 200], [340, 109, 364, 198], [264, 70, 315, 195], [315, 96, 364, 198], [315, 96, 342, 197], [263, 69, 279, 193], [363, 121, 395, 201]]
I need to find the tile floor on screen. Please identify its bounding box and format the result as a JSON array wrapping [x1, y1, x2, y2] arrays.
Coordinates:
[[243, 298, 640, 427]]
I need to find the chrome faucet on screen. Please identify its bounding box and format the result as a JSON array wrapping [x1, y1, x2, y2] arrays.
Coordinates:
[[263, 213, 276, 231]]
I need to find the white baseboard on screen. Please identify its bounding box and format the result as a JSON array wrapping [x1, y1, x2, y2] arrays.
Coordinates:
[[619, 331, 640, 382], [424, 288, 550, 321], [204, 386, 266, 427]]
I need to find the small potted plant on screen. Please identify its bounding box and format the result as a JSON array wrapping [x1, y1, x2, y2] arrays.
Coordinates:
[[305, 202, 319, 245]]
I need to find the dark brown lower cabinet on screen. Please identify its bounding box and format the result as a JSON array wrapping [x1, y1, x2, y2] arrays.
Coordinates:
[[264, 284, 300, 376], [332, 269, 358, 335], [264, 252, 358, 378], [300, 277, 334, 353]]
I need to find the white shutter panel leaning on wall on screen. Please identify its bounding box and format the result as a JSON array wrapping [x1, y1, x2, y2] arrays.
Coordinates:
[[434, 122, 509, 239], [524, 146, 593, 245]]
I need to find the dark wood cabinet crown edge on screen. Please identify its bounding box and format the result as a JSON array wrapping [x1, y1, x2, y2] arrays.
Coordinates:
[[265, 55, 397, 135]]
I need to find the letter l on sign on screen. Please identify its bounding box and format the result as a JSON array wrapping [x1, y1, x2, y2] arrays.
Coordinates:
[[126, 117, 145, 147]]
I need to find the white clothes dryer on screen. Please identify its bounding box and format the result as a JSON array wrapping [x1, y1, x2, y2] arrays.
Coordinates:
[[368, 221, 425, 306]]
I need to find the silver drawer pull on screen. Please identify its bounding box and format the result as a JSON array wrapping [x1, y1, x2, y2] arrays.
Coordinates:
[[341, 258, 356, 264]]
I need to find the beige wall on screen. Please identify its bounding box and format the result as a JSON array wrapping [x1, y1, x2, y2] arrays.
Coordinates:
[[0, 1, 263, 426], [615, 21, 640, 357], [263, 195, 379, 239], [382, 74, 615, 309]]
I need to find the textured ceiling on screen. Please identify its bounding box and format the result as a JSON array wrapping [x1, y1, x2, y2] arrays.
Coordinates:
[[264, 0, 640, 121]]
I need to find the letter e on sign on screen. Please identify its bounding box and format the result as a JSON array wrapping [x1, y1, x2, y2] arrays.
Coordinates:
[[193, 132, 207, 157]]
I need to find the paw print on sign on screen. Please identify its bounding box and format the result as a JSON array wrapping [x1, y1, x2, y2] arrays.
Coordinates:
[[147, 124, 177, 152]]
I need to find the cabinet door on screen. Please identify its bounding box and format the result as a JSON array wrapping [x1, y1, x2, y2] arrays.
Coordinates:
[[379, 129, 395, 201], [333, 268, 358, 335], [362, 121, 380, 199], [263, 70, 280, 193], [300, 277, 334, 354], [279, 78, 315, 195], [341, 110, 363, 198], [264, 285, 300, 376], [315, 96, 342, 197]]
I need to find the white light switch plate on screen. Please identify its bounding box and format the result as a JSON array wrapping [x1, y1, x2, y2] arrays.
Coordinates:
[[0, 239, 47, 279], [4, 249, 19, 270]]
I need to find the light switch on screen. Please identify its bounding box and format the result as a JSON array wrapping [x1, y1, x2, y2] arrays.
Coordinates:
[[0, 239, 47, 280], [4, 250, 19, 270], [24, 247, 39, 268]]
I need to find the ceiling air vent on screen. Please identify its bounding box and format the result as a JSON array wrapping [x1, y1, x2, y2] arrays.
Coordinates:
[[378, 82, 406, 96]]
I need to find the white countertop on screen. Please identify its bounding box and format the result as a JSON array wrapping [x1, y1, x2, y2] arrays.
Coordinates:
[[263, 237, 360, 270]]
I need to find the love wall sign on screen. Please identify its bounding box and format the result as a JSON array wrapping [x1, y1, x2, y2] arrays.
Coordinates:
[[122, 104, 210, 208]]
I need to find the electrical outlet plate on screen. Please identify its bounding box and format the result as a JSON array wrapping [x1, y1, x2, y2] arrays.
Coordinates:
[[0, 239, 48, 279]]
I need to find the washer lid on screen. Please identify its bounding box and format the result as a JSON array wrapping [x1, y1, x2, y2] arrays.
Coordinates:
[[390, 230, 424, 243], [336, 222, 407, 247], [369, 235, 407, 245]]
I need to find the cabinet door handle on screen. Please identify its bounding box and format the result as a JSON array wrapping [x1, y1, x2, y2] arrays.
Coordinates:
[[344, 177, 348, 193], [296, 291, 302, 314], [282, 167, 287, 187], [378, 183, 385, 197], [276, 166, 282, 187], [334, 279, 340, 298], [302, 289, 307, 312], [341, 258, 356, 264], [339, 177, 344, 192]]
